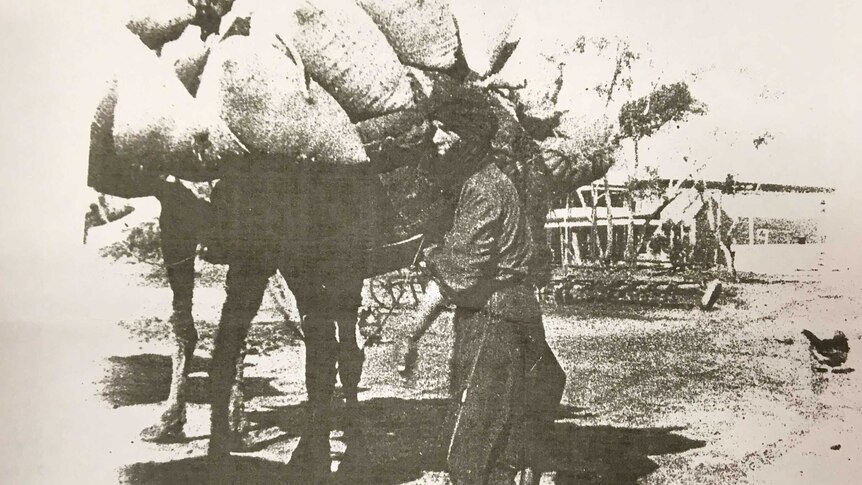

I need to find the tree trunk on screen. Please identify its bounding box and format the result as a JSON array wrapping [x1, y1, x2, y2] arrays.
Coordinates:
[[604, 176, 614, 264], [625, 194, 636, 265], [625, 138, 639, 265], [748, 215, 755, 245], [712, 196, 720, 267], [723, 245, 737, 280], [635, 213, 661, 254], [590, 184, 602, 262], [717, 194, 738, 280], [564, 193, 571, 268]]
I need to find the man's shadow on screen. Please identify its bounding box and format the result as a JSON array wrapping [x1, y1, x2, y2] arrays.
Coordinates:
[[120, 398, 705, 485]]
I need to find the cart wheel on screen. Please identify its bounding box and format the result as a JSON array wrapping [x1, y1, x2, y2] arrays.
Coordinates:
[[369, 277, 395, 309]]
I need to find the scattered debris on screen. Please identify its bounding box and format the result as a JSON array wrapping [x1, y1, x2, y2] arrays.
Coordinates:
[[700, 279, 722, 310], [541, 269, 735, 309], [831, 444, 841, 451], [773, 338, 794, 345]]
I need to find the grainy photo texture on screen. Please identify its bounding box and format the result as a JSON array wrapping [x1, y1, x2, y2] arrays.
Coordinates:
[[2, 1, 861, 484]]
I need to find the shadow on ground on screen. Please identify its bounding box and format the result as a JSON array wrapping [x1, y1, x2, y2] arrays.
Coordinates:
[[100, 354, 282, 407], [120, 399, 705, 484]]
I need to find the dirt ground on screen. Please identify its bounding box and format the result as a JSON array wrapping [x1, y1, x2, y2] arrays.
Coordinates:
[[3, 256, 861, 484]]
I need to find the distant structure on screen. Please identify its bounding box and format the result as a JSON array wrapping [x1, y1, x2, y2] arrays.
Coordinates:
[[545, 177, 833, 270]]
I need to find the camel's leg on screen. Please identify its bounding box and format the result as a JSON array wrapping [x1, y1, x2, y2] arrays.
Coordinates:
[[293, 273, 365, 410], [301, 311, 339, 420], [336, 311, 365, 404], [334, 275, 366, 404], [208, 262, 270, 457], [141, 190, 200, 443], [227, 344, 248, 450], [281, 309, 339, 480]]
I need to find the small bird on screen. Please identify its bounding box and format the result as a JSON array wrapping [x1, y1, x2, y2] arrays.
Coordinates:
[[801, 329, 850, 367]]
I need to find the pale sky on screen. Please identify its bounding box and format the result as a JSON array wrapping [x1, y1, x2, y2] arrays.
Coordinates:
[[0, 1, 860, 322], [511, 0, 862, 188]]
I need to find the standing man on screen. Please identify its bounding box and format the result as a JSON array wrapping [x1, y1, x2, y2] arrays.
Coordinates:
[[418, 81, 566, 485]]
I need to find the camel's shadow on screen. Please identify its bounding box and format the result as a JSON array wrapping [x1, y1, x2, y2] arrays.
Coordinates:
[[101, 354, 281, 407], [120, 398, 705, 485]]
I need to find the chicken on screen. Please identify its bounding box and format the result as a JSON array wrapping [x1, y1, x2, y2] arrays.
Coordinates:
[[801, 329, 850, 367]]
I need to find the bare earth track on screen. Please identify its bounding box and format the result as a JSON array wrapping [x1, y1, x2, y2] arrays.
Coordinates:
[[4, 256, 860, 484]]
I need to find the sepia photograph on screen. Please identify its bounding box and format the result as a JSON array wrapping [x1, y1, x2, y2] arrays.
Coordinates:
[[1, 0, 861, 483]]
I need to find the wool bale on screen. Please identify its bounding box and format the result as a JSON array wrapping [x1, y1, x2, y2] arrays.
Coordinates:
[[490, 37, 565, 120], [159, 25, 211, 96], [354, 68, 435, 183], [488, 94, 542, 168], [356, 108, 433, 173], [539, 116, 615, 187], [124, 0, 197, 50], [87, 78, 163, 198], [196, 32, 368, 165], [284, 0, 415, 120], [356, 0, 458, 70], [110, 32, 246, 182], [449, 0, 520, 77]]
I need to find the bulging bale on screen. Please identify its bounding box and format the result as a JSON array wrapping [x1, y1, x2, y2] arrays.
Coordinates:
[[492, 40, 562, 114], [539, 114, 615, 186], [449, 0, 520, 77], [489, 40, 566, 137], [109, 33, 246, 182], [488, 93, 542, 169], [124, 0, 197, 50], [284, 0, 415, 120], [88, 78, 160, 199], [356, 68, 435, 173], [159, 25, 212, 96], [196, 32, 368, 166], [356, 108, 433, 173], [356, 0, 458, 70]]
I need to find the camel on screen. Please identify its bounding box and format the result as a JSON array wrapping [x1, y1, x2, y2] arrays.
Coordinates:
[[91, 3, 572, 474], [82, 26, 371, 475], [90, 113, 548, 468], [89, 128, 431, 456], [100, 172, 398, 455]]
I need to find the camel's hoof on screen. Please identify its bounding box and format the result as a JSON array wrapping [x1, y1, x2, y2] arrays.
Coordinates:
[[207, 430, 254, 454], [343, 390, 358, 404], [140, 422, 187, 444]]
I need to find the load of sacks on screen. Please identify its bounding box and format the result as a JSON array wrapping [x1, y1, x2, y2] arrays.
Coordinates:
[[89, 0, 576, 252]]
